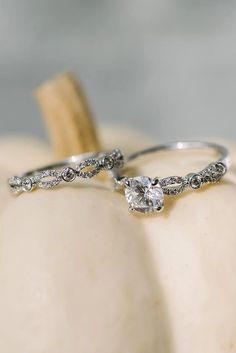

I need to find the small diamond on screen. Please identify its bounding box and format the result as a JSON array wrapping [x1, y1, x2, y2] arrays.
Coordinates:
[[22, 177, 33, 192], [209, 162, 226, 182], [124, 176, 164, 213], [101, 156, 114, 170], [35, 170, 61, 189], [8, 176, 22, 193], [61, 167, 76, 182], [189, 173, 203, 189], [76, 159, 100, 178], [111, 148, 124, 168]]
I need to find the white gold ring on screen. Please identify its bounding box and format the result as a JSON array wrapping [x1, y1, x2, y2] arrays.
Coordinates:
[[8, 149, 124, 193], [111, 141, 229, 214]]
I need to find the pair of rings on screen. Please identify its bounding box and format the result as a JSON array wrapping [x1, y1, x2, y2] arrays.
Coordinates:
[[8, 141, 229, 214]]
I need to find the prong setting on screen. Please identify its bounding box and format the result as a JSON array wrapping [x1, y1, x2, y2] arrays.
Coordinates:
[[124, 176, 164, 214]]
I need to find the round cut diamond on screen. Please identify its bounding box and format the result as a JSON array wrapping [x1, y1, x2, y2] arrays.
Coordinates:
[[61, 167, 76, 182], [8, 176, 22, 193], [124, 176, 164, 213], [22, 177, 33, 192]]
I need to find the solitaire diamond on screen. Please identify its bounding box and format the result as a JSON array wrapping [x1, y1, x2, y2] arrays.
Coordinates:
[[124, 176, 164, 213]]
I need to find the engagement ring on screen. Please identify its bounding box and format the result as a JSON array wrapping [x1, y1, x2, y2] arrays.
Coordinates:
[[111, 141, 229, 214]]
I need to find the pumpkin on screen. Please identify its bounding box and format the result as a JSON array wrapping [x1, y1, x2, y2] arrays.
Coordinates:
[[0, 129, 235, 353]]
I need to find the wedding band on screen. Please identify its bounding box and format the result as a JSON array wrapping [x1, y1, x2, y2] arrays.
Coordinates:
[[8, 149, 124, 193], [111, 141, 229, 214]]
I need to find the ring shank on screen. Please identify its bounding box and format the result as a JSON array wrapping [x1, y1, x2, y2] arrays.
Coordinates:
[[22, 152, 101, 177], [112, 141, 229, 183], [128, 141, 229, 167]]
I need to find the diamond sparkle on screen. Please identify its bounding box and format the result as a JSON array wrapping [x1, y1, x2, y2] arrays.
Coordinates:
[[124, 176, 164, 213]]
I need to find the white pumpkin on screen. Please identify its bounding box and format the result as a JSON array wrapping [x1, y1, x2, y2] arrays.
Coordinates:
[[0, 129, 235, 353]]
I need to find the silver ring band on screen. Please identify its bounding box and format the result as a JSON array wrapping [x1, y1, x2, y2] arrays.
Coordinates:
[[111, 141, 229, 214], [8, 149, 124, 193]]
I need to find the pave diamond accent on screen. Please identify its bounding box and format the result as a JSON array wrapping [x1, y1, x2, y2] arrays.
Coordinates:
[[35, 170, 61, 189], [124, 176, 164, 213], [110, 148, 124, 168], [160, 176, 187, 195], [187, 162, 227, 190], [201, 162, 226, 183], [76, 159, 101, 178]]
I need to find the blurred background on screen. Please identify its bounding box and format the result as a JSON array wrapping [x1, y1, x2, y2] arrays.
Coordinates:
[[0, 0, 235, 141]]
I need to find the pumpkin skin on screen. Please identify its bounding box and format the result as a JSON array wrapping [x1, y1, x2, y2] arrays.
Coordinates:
[[0, 130, 235, 353]]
